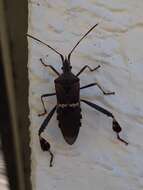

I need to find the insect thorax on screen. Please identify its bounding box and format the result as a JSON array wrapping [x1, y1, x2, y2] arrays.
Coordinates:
[[54, 72, 80, 105]]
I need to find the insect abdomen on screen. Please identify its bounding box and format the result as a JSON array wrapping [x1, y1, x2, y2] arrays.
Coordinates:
[[57, 106, 82, 145]]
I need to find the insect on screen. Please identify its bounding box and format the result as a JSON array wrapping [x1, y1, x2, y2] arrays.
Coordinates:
[[27, 24, 128, 167]]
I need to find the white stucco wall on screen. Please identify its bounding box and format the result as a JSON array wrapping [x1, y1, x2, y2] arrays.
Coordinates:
[[28, 1, 143, 189]]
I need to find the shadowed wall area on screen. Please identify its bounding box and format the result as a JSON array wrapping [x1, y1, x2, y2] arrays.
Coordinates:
[[0, 0, 31, 189]]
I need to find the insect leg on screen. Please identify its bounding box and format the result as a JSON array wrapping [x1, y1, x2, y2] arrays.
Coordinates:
[[38, 93, 56, 116], [80, 82, 115, 95], [39, 105, 57, 167], [81, 99, 128, 145], [76, 65, 101, 77], [40, 58, 60, 76]]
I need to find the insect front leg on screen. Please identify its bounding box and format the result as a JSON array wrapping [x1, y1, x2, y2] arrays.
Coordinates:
[[81, 99, 128, 145], [39, 105, 57, 167], [38, 93, 56, 116], [40, 58, 60, 76], [76, 65, 101, 77], [80, 82, 115, 95]]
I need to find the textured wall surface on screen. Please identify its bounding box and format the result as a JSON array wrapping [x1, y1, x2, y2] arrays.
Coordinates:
[[28, 1, 143, 189]]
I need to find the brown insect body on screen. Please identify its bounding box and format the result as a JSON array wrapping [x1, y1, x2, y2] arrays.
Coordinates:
[[55, 57, 81, 144]]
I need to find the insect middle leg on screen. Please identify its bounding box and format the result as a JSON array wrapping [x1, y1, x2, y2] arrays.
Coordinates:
[[80, 82, 115, 95], [81, 99, 128, 145], [76, 65, 101, 77], [38, 93, 56, 116]]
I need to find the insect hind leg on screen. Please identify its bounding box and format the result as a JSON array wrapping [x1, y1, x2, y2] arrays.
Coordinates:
[[81, 99, 128, 145], [39, 137, 54, 167], [39, 105, 57, 167]]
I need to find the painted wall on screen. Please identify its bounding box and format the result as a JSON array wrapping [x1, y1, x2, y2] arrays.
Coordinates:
[[28, 1, 143, 189]]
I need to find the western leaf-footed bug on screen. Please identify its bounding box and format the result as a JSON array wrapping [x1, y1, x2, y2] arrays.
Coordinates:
[[27, 24, 128, 167]]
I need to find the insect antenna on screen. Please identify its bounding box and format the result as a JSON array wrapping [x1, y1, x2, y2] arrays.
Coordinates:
[[68, 23, 99, 61], [27, 34, 64, 62]]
